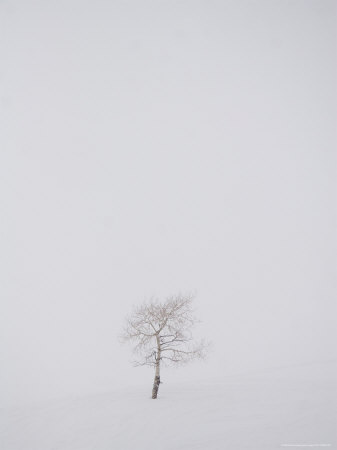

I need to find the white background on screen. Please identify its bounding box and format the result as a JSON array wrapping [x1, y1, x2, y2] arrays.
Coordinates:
[[1, 0, 336, 407]]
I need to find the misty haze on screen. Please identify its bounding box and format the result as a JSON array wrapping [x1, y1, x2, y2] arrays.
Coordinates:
[[0, 1, 336, 449]]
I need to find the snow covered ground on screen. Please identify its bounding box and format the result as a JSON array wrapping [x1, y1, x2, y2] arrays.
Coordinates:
[[1, 362, 336, 450]]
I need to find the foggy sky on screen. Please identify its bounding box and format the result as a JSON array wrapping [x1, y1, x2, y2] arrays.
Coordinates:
[[1, 0, 336, 407]]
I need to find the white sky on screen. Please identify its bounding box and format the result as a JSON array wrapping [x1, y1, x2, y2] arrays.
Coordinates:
[[1, 0, 336, 407]]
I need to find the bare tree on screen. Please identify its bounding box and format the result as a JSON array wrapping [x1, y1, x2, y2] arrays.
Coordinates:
[[121, 294, 208, 399]]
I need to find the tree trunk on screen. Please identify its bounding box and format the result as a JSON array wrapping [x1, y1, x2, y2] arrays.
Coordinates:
[[152, 339, 161, 399], [152, 372, 160, 399]]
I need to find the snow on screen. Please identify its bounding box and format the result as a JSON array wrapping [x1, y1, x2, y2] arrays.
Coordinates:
[[1, 363, 336, 450]]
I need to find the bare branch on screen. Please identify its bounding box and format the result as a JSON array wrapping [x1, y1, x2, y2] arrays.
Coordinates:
[[120, 294, 210, 386]]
